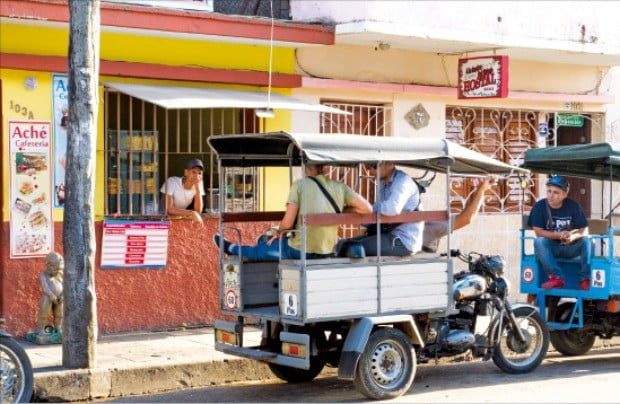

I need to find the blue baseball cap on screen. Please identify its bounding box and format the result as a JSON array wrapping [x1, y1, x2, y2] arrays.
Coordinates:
[[186, 158, 204, 171], [546, 175, 569, 192]]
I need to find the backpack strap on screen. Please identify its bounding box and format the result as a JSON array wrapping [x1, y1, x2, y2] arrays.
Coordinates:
[[308, 176, 341, 214], [545, 200, 554, 230]]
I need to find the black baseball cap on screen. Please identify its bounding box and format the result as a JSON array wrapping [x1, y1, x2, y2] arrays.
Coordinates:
[[186, 158, 204, 171], [546, 175, 569, 192]]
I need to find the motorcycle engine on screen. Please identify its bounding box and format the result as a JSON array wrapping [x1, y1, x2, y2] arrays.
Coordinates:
[[453, 274, 487, 300], [445, 329, 476, 352]]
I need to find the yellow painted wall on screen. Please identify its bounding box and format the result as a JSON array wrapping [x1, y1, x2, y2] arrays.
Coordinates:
[[1, 18, 298, 220], [1, 68, 293, 221], [1, 24, 295, 74], [0, 69, 105, 221]]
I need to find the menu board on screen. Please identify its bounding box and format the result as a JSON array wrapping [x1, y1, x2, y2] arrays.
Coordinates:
[[9, 120, 54, 258], [101, 220, 169, 269]]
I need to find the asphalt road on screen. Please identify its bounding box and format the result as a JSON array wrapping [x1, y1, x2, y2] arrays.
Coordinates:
[[111, 348, 620, 403]]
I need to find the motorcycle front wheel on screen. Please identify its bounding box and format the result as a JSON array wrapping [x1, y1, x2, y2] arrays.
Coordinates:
[[0, 336, 34, 403], [491, 306, 549, 374]]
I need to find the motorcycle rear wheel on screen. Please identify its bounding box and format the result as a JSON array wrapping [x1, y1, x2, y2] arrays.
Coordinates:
[[492, 306, 549, 374], [549, 302, 595, 356], [353, 328, 415, 400], [0, 336, 34, 403]]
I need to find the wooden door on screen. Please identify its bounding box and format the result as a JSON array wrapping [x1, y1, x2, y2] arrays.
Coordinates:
[[555, 115, 591, 217]]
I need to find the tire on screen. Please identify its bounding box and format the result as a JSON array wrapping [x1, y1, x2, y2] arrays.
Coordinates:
[[268, 359, 325, 383], [353, 328, 415, 400], [549, 303, 596, 356], [0, 336, 34, 403], [263, 326, 326, 383], [492, 306, 550, 374]]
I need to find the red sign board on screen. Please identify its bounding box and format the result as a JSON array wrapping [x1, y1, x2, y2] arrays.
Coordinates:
[[458, 56, 509, 99]]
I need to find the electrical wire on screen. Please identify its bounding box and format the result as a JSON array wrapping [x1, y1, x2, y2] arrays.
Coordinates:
[[267, 0, 274, 110]]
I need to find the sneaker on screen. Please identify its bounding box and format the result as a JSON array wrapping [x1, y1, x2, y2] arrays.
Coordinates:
[[579, 278, 590, 291], [541, 275, 565, 289], [213, 234, 233, 254]]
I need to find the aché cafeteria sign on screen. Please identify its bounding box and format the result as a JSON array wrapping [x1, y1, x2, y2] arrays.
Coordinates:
[[458, 56, 509, 99]]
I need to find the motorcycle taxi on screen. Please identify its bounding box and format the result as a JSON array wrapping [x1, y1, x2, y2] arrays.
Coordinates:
[[520, 142, 620, 355], [211, 132, 547, 400]]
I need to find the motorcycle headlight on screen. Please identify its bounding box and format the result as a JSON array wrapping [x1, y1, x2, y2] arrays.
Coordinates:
[[489, 276, 510, 299], [486, 255, 506, 276]]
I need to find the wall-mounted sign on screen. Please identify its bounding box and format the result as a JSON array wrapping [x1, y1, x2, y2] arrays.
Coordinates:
[[404, 103, 430, 130], [101, 220, 169, 269], [458, 56, 509, 99], [9, 120, 54, 258], [538, 121, 549, 137], [556, 114, 584, 127], [52, 74, 69, 208]]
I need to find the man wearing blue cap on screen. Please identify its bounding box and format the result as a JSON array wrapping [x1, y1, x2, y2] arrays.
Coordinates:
[[527, 175, 591, 290], [160, 158, 205, 222]]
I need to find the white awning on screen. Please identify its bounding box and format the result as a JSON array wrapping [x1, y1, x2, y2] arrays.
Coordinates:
[[104, 82, 349, 114]]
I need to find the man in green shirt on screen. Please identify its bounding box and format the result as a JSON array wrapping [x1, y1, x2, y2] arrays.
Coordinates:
[[213, 163, 371, 260]]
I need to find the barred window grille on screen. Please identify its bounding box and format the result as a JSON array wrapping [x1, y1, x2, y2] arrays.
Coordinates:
[[321, 101, 392, 237], [446, 107, 539, 213], [104, 89, 259, 217]]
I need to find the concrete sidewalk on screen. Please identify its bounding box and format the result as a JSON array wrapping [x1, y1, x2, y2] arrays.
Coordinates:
[[22, 326, 276, 402], [21, 326, 620, 402]]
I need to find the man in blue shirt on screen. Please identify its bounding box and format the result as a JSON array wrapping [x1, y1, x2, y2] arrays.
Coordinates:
[[338, 162, 422, 256], [527, 176, 591, 290]]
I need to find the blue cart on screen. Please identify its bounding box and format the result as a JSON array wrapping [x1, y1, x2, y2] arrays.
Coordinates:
[[520, 143, 620, 355]]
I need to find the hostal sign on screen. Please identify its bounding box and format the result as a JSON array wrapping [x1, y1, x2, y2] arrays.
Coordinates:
[[458, 56, 509, 99]]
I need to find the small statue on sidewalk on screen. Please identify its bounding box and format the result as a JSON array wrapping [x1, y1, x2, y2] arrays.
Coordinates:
[[27, 251, 64, 344]]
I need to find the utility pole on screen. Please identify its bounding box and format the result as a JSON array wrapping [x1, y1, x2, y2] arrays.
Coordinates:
[[62, 0, 100, 369]]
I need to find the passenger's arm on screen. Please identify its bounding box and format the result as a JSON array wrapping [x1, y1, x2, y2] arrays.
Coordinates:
[[533, 226, 563, 240], [268, 203, 298, 245], [343, 193, 373, 214], [278, 203, 299, 232], [453, 179, 490, 231]]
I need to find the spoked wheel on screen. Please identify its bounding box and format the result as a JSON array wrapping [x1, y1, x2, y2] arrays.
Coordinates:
[[492, 307, 550, 374], [353, 328, 415, 400], [550, 303, 596, 356], [0, 336, 34, 403]]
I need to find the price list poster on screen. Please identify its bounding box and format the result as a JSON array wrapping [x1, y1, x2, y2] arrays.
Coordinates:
[[101, 220, 170, 269]]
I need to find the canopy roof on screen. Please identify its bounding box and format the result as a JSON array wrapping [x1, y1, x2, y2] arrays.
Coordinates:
[[523, 143, 620, 181], [104, 82, 347, 114], [208, 132, 528, 175]]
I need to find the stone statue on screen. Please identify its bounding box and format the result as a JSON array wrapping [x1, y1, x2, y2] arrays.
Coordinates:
[[27, 251, 63, 344]]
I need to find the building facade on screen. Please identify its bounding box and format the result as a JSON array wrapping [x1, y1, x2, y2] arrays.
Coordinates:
[[0, 0, 334, 336], [289, 0, 620, 291]]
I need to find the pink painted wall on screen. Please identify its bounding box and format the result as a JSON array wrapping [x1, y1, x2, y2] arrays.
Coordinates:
[[1, 218, 266, 337]]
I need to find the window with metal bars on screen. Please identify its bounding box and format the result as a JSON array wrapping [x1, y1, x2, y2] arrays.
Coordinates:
[[446, 106, 539, 213], [104, 90, 260, 217], [320, 101, 392, 237]]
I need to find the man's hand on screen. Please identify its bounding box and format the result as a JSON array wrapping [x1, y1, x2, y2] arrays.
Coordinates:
[[190, 210, 203, 223], [560, 230, 578, 244]]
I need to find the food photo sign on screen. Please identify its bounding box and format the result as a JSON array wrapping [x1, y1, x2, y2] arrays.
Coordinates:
[[9, 120, 54, 258]]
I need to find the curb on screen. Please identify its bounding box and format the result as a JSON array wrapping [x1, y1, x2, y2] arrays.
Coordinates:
[[34, 359, 276, 402], [34, 337, 620, 401]]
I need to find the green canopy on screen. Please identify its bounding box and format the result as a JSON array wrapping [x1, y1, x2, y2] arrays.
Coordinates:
[[523, 143, 620, 181]]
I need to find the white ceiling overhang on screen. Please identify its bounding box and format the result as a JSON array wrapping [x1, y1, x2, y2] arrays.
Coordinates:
[[104, 82, 349, 114], [336, 20, 620, 66]]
